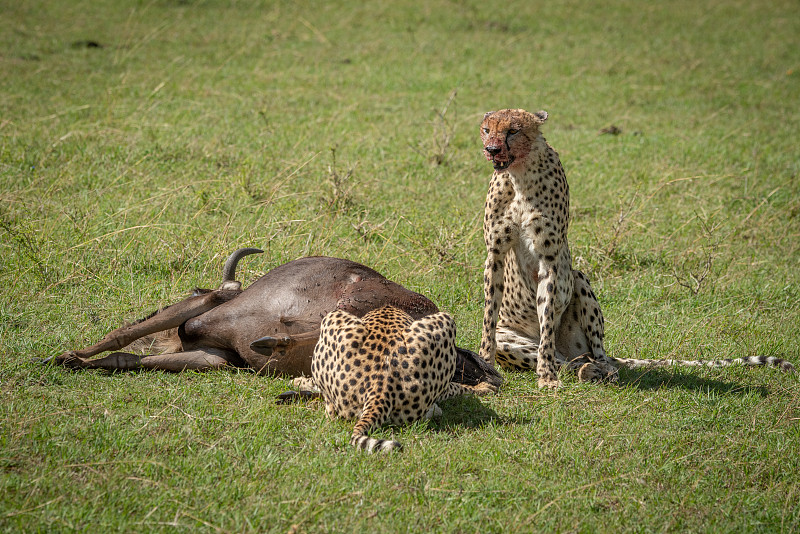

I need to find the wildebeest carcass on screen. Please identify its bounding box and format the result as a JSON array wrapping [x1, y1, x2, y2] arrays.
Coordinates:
[[52, 248, 502, 387]]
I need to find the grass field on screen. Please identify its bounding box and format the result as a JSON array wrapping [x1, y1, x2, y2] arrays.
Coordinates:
[[2, 0, 799, 531]]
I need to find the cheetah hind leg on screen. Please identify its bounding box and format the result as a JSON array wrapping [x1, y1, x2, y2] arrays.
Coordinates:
[[350, 396, 402, 453], [559, 351, 618, 383], [436, 379, 499, 404], [495, 326, 574, 377], [494, 326, 542, 372], [569, 270, 619, 382], [496, 327, 616, 383]]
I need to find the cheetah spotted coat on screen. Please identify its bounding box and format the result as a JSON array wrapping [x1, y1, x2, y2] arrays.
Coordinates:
[[477, 108, 794, 384], [304, 306, 496, 452]]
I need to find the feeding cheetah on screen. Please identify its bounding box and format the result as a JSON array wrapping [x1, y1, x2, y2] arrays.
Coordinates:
[[478, 108, 794, 387], [294, 306, 497, 452]]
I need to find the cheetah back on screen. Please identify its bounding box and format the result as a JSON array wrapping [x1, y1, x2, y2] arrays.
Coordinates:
[[311, 306, 458, 451]]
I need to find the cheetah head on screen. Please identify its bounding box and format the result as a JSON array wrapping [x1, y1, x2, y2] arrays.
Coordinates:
[[480, 109, 548, 171]]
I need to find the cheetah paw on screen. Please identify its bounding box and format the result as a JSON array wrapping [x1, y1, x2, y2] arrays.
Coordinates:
[[424, 403, 443, 419], [474, 381, 500, 395], [291, 377, 318, 391], [604, 367, 619, 383], [577, 363, 603, 382], [537, 376, 563, 389]]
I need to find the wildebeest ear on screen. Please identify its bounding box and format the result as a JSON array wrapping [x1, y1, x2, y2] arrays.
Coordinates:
[[483, 111, 495, 121], [532, 110, 548, 124]]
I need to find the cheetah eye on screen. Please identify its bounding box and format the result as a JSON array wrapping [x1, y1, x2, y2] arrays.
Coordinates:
[[482, 127, 490, 134], [508, 128, 519, 135]]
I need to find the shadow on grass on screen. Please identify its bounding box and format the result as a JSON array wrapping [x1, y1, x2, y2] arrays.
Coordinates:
[[432, 395, 500, 430], [269, 381, 500, 433], [617, 367, 770, 397], [42, 357, 774, 401]]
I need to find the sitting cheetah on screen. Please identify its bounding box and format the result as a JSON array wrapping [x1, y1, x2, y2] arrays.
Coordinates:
[[295, 306, 497, 452], [478, 108, 794, 387]]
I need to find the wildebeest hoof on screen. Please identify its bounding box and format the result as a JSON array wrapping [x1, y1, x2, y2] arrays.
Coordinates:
[[275, 390, 321, 404], [47, 351, 87, 369], [250, 335, 291, 356]]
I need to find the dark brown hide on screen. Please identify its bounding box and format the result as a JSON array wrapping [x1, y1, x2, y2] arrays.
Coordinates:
[[54, 253, 502, 387]]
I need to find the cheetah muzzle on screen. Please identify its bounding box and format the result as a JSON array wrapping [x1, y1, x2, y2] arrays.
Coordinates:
[[484, 144, 514, 171]]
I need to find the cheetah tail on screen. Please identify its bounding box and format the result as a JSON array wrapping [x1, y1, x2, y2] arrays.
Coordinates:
[[611, 355, 795, 373], [350, 434, 403, 453], [349, 398, 401, 453]]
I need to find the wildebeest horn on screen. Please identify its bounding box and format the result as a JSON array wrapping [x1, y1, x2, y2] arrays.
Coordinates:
[[221, 247, 263, 283]]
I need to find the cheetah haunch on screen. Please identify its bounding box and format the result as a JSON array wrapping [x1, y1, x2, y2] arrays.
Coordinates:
[[478, 108, 794, 386], [296, 306, 497, 452], [51, 249, 503, 387]]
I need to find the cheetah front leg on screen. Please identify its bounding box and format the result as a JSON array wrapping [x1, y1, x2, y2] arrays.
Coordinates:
[[479, 251, 507, 367], [520, 215, 573, 388], [534, 264, 569, 389], [479, 173, 517, 368]]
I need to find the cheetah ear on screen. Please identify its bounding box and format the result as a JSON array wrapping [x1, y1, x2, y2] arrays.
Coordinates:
[[483, 111, 495, 121], [532, 110, 548, 124]]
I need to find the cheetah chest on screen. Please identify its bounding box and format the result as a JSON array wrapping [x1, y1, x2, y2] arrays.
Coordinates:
[[496, 182, 574, 335]]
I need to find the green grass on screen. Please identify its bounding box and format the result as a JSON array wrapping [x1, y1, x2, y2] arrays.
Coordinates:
[[2, 0, 799, 531]]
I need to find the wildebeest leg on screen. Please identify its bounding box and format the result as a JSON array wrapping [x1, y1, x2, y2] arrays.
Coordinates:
[[276, 390, 322, 404], [63, 348, 238, 372], [52, 291, 239, 366]]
